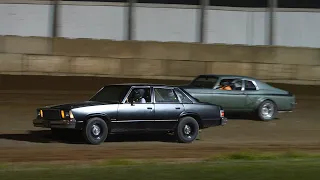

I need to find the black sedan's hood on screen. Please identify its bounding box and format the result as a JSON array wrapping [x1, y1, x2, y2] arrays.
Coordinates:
[[44, 101, 112, 110]]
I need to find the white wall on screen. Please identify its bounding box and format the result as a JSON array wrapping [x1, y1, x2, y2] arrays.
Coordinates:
[[0, 2, 320, 48], [275, 12, 320, 48], [0, 4, 51, 37], [59, 5, 125, 40], [206, 10, 267, 45], [135, 7, 198, 42]]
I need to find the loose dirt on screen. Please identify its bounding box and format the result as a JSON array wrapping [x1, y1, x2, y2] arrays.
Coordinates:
[[0, 75, 319, 163]]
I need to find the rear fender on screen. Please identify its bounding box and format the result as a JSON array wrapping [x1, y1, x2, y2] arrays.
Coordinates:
[[254, 97, 277, 111], [179, 112, 203, 129]]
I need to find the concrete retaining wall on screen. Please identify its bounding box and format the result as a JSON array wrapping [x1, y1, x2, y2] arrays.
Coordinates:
[[0, 35, 320, 85]]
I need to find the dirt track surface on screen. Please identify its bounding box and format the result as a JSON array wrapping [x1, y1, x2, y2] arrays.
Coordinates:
[[0, 75, 320, 163]]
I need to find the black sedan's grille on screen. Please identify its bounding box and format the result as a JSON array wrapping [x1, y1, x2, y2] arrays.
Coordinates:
[[42, 110, 61, 120]]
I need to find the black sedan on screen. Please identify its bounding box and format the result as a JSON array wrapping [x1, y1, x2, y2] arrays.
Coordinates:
[[33, 84, 227, 145]]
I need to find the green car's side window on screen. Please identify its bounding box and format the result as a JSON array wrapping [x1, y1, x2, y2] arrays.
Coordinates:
[[245, 80, 257, 91]]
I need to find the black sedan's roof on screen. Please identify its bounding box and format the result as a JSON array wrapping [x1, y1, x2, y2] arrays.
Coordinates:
[[104, 83, 167, 87]]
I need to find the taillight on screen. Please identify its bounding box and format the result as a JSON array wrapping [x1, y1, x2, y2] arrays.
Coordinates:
[[220, 110, 225, 117]]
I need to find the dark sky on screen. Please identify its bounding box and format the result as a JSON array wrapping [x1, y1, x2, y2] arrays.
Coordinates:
[[63, 0, 320, 9]]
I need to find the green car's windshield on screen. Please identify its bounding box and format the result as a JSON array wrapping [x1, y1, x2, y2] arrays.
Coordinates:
[[189, 76, 219, 88], [89, 85, 130, 103]]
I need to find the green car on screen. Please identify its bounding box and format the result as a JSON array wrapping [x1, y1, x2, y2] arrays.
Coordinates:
[[181, 74, 297, 121]]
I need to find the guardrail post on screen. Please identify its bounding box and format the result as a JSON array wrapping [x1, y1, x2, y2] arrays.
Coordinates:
[[49, 0, 60, 54], [51, 0, 60, 38], [126, 0, 135, 40], [268, 0, 277, 45], [198, 0, 209, 43]]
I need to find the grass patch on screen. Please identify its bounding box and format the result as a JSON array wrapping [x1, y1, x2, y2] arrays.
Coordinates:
[[1, 151, 320, 180], [206, 150, 320, 161], [98, 159, 137, 166], [1, 158, 320, 180]]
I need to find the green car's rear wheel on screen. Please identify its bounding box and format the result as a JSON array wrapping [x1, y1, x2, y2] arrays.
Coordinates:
[[257, 100, 278, 121]]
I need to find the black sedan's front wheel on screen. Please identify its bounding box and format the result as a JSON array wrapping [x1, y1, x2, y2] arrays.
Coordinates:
[[175, 116, 199, 143], [82, 117, 108, 145]]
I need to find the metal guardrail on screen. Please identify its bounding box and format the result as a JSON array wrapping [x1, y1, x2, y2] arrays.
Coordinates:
[[2, 0, 319, 45], [43, 0, 278, 44]]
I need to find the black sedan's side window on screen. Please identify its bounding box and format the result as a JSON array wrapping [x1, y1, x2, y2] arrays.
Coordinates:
[[126, 88, 152, 103], [154, 88, 180, 103], [174, 89, 193, 104]]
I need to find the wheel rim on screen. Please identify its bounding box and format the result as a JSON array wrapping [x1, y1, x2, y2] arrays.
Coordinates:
[[184, 125, 192, 135], [261, 102, 274, 119], [182, 124, 195, 139], [91, 124, 102, 139]]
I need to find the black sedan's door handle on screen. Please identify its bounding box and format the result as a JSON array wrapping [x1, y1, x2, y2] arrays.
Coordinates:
[[147, 107, 153, 109]]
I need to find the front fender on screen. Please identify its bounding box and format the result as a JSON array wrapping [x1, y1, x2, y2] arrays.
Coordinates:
[[85, 113, 111, 123]]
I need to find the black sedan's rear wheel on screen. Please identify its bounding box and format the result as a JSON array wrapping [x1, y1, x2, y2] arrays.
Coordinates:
[[175, 116, 199, 143], [257, 100, 278, 121], [82, 117, 108, 145]]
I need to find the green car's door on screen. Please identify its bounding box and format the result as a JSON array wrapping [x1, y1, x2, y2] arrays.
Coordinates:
[[209, 89, 247, 111], [187, 90, 247, 111], [211, 78, 247, 111]]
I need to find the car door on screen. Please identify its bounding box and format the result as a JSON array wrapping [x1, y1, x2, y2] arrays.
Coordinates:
[[116, 87, 155, 131], [152, 87, 184, 130], [210, 78, 247, 111], [242, 80, 260, 110]]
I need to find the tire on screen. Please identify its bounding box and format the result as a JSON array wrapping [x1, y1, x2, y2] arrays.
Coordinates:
[[82, 117, 108, 145], [175, 116, 199, 143], [257, 100, 278, 121]]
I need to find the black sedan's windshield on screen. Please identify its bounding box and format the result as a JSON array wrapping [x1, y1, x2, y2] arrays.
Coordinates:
[[189, 76, 218, 88], [89, 85, 130, 103]]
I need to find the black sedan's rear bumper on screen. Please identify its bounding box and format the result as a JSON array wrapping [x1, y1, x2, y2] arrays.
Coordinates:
[[33, 118, 77, 129], [221, 117, 228, 126]]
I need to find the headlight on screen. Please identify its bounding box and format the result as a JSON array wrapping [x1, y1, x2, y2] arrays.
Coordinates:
[[61, 110, 65, 118], [40, 110, 43, 118], [69, 110, 74, 119]]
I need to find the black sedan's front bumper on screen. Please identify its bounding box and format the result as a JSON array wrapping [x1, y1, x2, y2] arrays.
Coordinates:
[[33, 118, 77, 129]]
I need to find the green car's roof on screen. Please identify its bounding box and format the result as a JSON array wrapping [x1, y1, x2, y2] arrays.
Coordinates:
[[196, 74, 258, 80], [195, 74, 285, 92]]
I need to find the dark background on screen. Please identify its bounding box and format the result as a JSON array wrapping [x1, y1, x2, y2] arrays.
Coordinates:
[[62, 0, 320, 8]]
